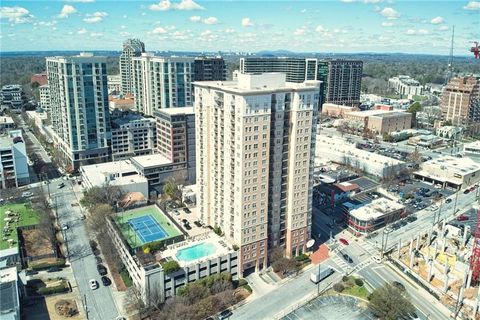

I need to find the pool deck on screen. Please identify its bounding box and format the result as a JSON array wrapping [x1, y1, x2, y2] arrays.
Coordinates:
[[114, 205, 182, 248], [162, 232, 232, 267]]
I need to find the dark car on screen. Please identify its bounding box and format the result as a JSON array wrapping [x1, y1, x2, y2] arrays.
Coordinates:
[[194, 220, 202, 227], [185, 224, 192, 230], [26, 269, 39, 276], [97, 264, 108, 276], [392, 281, 406, 291], [446, 198, 452, 204], [342, 253, 354, 264], [218, 310, 233, 320], [464, 189, 470, 194], [95, 256, 103, 264], [406, 215, 417, 222], [101, 276, 112, 286], [184, 208, 191, 214], [456, 215, 469, 221], [47, 266, 61, 273], [182, 219, 188, 224]]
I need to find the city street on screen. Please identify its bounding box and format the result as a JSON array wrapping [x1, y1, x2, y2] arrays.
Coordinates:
[[46, 178, 120, 320]]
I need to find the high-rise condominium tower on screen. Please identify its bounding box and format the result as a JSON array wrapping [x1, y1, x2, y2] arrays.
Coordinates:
[[119, 38, 145, 94], [441, 76, 480, 125], [195, 73, 319, 275], [240, 57, 363, 107], [46, 53, 111, 169], [132, 54, 194, 116]]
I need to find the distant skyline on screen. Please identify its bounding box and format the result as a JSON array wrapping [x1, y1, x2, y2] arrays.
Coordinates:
[[0, 0, 479, 55]]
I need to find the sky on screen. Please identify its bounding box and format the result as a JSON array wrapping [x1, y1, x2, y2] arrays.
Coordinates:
[[0, 0, 479, 55]]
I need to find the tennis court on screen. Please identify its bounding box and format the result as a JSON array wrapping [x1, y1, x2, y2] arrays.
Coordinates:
[[129, 215, 168, 243], [115, 205, 183, 248]]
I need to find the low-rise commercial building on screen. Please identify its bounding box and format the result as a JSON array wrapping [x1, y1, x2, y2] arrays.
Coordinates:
[[106, 205, 238, 304], [464, 141, 480, 158], [321, 103, 357, 117], [345, 197, 406, 236], [315, 136, 406, 179], [109, 95, 135, 112], [344, 109, 412, 134], [414, 156, 480, 190], [0, 130, 30, 189], [436, 126, 463, 140], [111, 113, 156, 160], [407, 134, 444, 148], [80, 160, 149, 198]]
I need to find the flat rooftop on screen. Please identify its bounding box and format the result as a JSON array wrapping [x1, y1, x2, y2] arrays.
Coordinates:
[[346, 109, 394, 117], [350, 198, 404, 221], [371, 111, 410, 118], [81, 160, 139, 186], [156, 107, 194, 116], [422, 156, 480, 176], [131, 153, 172, 169], [111, 114, 154, 127]]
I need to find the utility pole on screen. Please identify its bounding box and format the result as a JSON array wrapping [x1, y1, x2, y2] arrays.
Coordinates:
[[452, 189, 460, 216], [83, 294, 89, 320], [317, 263, 321, 295]]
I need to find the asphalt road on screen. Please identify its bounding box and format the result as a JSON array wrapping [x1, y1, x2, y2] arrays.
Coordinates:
[[46, 178, 120, 320]]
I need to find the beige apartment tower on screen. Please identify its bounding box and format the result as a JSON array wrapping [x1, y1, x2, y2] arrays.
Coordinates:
[[194, 73, 319, 275], [441, 76, 480, 125]]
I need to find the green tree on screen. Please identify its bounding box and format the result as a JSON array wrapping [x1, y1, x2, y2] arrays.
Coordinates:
[[161, 260, 180, 274], [368, 283, 416, 320]]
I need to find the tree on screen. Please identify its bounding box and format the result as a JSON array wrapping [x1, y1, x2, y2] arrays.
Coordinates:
[[407, 102, 422, 128], [161, 260, 180, 274], [368, 283, 416, 320], [80, 184, 125, 209]]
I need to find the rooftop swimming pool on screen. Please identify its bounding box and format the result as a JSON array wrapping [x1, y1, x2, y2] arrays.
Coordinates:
[[176, 242, 217, 262]]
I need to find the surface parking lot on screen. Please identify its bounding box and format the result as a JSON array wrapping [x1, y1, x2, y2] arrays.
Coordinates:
[[386, 179, 455, 214]]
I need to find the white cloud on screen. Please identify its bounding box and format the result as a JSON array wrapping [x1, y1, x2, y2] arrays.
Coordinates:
[[149, 0, 204, 11], [430, 16, 444, 24], [120, 25, 126, 29], [406, 29, 429, 35], [463, 1, 480, 10], [83, 11, 108, 23], [151, 26, 167, 34], [189, 15, 201, 22], [241, 17, 253, 27], [381, 21, 394, 27], [438, 25, 449, 31], [120, 31, 130, 37], [364, 0, 382, 3], [77, 28, 87, 34], [315, 25, 330, 37], [0, 6, 34, 24], [380, 7, 400, 19], [65, 0, 95, 2], [90, 32, 102, 37], [38, 20, 57, 27], [340, 0, 356, 3], [203, 16, 218, 25], [301, 8, 307, 13], [224, 28, 235, 33], [58, 5, 77, 18], [294, 27, 307, 36]]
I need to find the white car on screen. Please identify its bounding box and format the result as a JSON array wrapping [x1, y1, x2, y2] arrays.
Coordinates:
[[22, 192, 34, 198], [434, 184, 442, 189], [89, 279, 98, 290], [372, 255, 382, 263]]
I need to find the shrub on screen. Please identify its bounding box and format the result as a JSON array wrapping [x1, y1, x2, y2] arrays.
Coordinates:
[[243, 284, 252, 293], [342, 275, 350, 282], [161, 260, 180, 274], [333, 283, 344, 292], [294, 254, 309, 262], [29, 258, 66, 271], [237, 279, 248, 287], [232, 244, 239, 251], [38, 282, 69, 295], [142, 240, 165, 253], [355, 278, 364, 287]]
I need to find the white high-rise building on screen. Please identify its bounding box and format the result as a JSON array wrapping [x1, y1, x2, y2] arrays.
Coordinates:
[[194, 73, 319, 275], [132, 54, 194, 116], [46, 53, 111, 170], [39, 84, 50, 111], [119, 39, 145, 95]]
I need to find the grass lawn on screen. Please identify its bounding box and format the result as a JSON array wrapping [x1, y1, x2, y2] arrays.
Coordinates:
[[343, 285, 369, 300], [0, 202, 39, 250], [114, 205, 182, 248]]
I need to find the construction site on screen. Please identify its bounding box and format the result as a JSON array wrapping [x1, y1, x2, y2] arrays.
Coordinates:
[[393, 204, 480, 319]]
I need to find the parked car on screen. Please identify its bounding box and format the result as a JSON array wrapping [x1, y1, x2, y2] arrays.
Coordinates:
[[61, 224, 69, 231], [57, 182, 65, 189], [372, 255, 382, 263], [95, 256, 102, 264], [25, 269, 39, 276], [456, 215, 469, 221], [342, 253, 354, 264], [184, 208, 191, 214], [97, 264, 107, 276], [47, 266, 61, 273], [392, 281, 405, 291], [218, 309, 233, 320], [101, 276, 112, 286], [406, 215, 417, 222], [22, 191, 34, 198], [89, 279, 98, 290], [464, 189, 470, 194], [446, 198, 453, 204]]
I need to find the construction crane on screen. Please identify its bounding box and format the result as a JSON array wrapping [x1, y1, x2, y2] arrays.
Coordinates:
[[445, 26, 455, 85], [471, 42, 479, 59]]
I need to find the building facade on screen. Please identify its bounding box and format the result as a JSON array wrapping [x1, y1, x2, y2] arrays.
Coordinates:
[[0, 85, 26, 109], [441, 76, 480, 125], [388, 75, 423, 96], [195, 73, 319, 275], [39, 84, 50, 111], [46, 53, 111, 170], [132, 54, 194, 116], [107, 75, 122, 94], [0, 130, 30, 189], [194, 57, 226, 81], [239, 57, 363, 107], [111, 113, 156, 160], [155, 107, 196, 183], [119, 39, 145, 95]]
